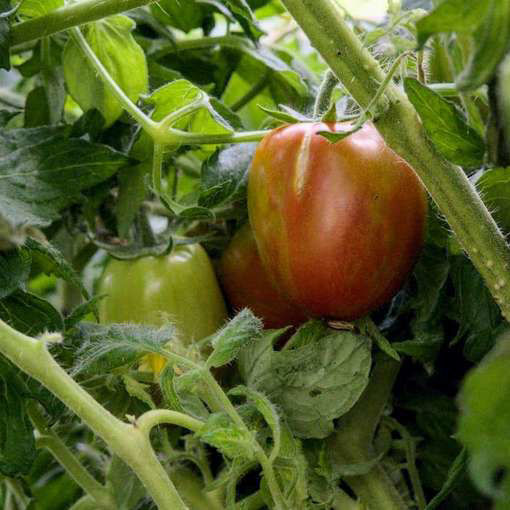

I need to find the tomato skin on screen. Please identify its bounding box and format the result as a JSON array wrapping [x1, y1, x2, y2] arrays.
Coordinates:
[[98, 244, 228, 371], [218, 224, 307, 329], [248, 122, 427, 321]]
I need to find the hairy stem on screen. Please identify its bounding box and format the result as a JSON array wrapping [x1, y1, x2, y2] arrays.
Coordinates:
[[70, 27, 157, 137], [313, 69, 339, 118], [11, 0, 155, 45], [137, 409, 204, 436], [28, 403, 115, 509], [280, 0, 510, 321], [0, 320, 188, 510]]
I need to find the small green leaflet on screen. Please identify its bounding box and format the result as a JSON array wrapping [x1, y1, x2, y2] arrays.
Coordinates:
[[476, 168, 510, 235], [0, 358, 36, 477], [415, 0, 491, 48], [404, 78, 485, 170], [0, 247, 31, 299], [198, 412, 257, 460], [206, 309, 262, 368], [458, 333, 510, 501]]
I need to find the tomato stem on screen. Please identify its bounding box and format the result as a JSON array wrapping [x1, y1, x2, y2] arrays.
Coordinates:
[[327, 353, 405, 508], [136, 409, 204, 436], [29, 402, 116, 510], [10, 0, 155, 46], [0, 320, 190, 510]]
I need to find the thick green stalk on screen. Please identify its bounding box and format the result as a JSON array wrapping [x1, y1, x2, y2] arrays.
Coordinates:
[[327, 355, 405, 509], [0, 320, 188, 510], [280, 0, 510, 321], [11, 0, 155, 45]]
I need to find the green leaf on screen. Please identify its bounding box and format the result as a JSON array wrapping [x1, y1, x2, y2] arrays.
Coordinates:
[[122, 374, 155, 409], [18, 0, 63, 18], [404, 78, 485, 169], [0, 357, 36, 476], [133, 79, 240, 161], [257, 104, 308, 124], [0, 128, 129, 228], [426, 449, 469, 510], [63, 16, 148, 126], [476, 167, 510, 235], [0, 247, 31, 299], [24, 86, 50, 127], [229, 385, 281, 460], [198, 412, 256, 460], [458, 333, 510, 501], [151, 0, 208, 32], [240, 323, 372, 439], [357, 318, 400, 361], [64, 296, 103, 330], [206, 309, 262, 368], [449, 256, 504, 362], [456, 0, 510, 92], [415, 0, 490, 48], [172, 368, 210, 420], [221, 0, 263, 41], [0, 0, 11, 71], [26, 237, 89, 300], [199, 142, 256, 208], [106, 456, 145, 510], [0, 289, 63, 335], [68, 322, 175, 375]]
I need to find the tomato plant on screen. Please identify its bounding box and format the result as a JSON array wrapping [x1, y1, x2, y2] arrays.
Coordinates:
[[98, 244, 228, 372], [218, 223, 306, 328], [1, 1, 510, 510], [248, 122, 427, 320]]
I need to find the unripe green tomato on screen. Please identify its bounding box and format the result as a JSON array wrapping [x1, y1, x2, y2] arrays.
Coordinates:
[[98, 244, 228, 372], [218, 224, 306, 329], [248, 122, 427, 321]]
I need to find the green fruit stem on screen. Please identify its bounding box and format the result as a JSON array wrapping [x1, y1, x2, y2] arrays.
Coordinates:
[[280, 0, 510, 322], [10, 0, 155, 46], [0, 320, 190, 510]]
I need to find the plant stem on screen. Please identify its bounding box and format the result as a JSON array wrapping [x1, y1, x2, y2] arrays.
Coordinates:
[[70, 27, 158, 138], [150, 35, 257, 61], [36, 436, 114, 508], [327, 354, 404, 509], [202, 372, 288, 510], [235, 491, 266, 510], [69, 496, 98, 510], [11, 0, 155, 45], [152, 143, 165, 196], [137, 409, 204, 435], [4, 479, 29, 509], [385, 418, 427, 510], [280, 0, 510, 321], [347, 465, 407, 510], [313, 69, 339, 118], [161, 128, 268, 145], [0, 320, 189, 510], [28, 403, 115, 509]]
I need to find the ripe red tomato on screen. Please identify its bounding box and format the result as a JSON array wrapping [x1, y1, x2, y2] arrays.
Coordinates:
[[218, 224, 306, 329], [248, 122, 427, 321]]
